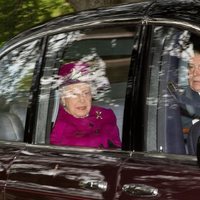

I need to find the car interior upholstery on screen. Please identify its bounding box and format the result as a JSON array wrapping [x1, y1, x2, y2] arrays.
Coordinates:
[[0, 97, 24, 141]]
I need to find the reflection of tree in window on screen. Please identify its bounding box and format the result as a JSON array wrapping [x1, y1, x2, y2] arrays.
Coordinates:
[[62, 26, 136, 84], [0, 40, 40, 102]]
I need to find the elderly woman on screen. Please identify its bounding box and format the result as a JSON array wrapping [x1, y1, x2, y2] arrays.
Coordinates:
[[50, 62, 121, 149]]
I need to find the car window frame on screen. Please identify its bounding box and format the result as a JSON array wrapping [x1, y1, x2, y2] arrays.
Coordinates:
[[141, 19, 200, 155], [0, 38, 45, 144], [0, 17, 145, 153], [32, 19, 144, 151]]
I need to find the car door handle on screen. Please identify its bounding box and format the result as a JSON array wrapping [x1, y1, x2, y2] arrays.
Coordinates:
[[79, 180, 107, 192], [122, 183, 158, 197]]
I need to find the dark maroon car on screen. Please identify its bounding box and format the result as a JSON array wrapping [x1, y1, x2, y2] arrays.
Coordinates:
[[0, 0, 200, 199]]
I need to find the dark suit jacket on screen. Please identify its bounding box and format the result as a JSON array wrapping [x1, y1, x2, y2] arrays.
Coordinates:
[[181, 87, 200, 129]]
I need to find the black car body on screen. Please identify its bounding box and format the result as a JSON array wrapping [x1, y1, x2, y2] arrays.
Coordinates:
[[0, 0, 200, 199]]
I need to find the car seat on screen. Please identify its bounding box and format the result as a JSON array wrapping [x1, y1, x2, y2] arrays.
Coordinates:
[[0, 112, 24, 141], [0, 98, 24, 141], [159, 55, 186, 154], [10, 103, 27, 129]]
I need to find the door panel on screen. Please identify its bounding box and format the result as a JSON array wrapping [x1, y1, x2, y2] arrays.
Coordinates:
[[0, 40, 41, 143], [144, 26, 200, 155], [5, 146, 129, 200], [36, 22, 141, 146], [119, 154, 200, 200], [0, 144, 24, 200]]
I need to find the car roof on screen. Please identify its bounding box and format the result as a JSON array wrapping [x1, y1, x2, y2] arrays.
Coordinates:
[[148, 0, 200, 24], [1, 0, 200, 55]]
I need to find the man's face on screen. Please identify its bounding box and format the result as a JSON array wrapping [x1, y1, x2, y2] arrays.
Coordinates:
[[188, 53, 200, 92], [61, 82, 92, 118]]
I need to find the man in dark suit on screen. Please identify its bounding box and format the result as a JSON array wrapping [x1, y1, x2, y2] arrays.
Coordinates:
[[181, 52, 200, 128], [181, 51, 200, 154]]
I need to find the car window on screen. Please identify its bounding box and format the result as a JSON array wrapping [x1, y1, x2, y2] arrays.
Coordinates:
[[0, 40, 41, 142], [145, 25, 200, 155], [35, 23, 141, 147]]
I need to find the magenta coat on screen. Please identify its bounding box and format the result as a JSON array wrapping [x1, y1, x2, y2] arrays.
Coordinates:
[[50, 105, 121, 149]]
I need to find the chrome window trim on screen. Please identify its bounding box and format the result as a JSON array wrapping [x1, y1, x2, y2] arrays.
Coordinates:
[[148, 18, 200, 33]]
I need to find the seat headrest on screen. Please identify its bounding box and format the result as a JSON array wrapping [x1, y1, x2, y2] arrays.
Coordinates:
[[0, 113, 24, 141]]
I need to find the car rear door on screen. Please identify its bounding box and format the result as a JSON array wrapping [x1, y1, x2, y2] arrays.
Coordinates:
[[0, 144, 25, 200], [0, 7, 147, 200], [118, 153, 200, 200], [4, 144, 130, 200]]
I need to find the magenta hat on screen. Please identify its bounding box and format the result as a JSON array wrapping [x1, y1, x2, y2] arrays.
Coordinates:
[[58, 60, 111, 100], [58, 62, 89, 86]]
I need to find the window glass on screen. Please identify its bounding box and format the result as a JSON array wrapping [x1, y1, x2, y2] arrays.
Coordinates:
[[146, 26, 200, 155], [0, 40, 41, 142], [37, 24, 140, 148]]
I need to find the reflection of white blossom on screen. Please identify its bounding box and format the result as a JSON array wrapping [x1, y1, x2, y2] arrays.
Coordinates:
[[59, 53, 111, 101], [47, 31, 82, 56], [146, 97, 158, 106], [40, 53, 111, 101], [146, 93, 180, 110], [167, 31, 194, 62], [0, 40, 40, 102]]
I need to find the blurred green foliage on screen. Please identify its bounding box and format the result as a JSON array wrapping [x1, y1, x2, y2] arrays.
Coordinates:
[[0, 0, 74, 46]]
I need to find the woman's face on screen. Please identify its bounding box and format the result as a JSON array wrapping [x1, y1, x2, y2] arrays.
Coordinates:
[[61, 82, 92, 118]]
